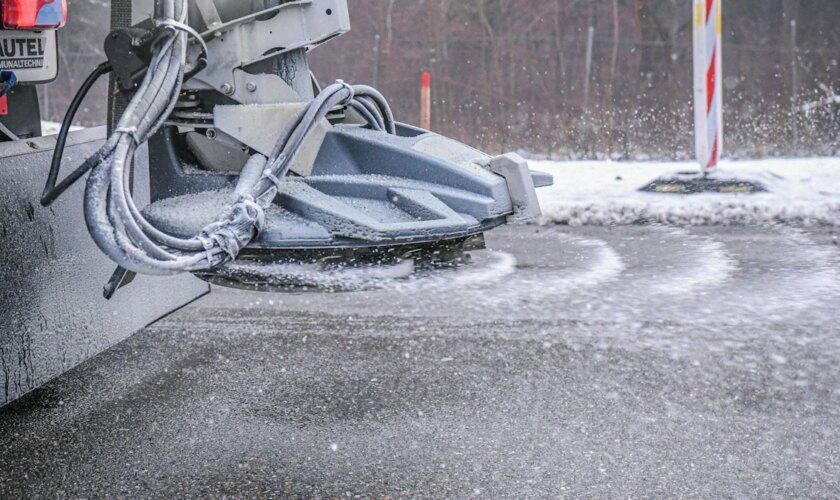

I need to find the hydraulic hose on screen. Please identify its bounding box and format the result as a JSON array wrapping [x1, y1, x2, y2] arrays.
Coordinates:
[[73, 0, 395, 276], [41, 61, 113, 207]]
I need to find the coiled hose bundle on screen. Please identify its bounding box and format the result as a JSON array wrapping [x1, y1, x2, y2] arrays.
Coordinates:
[[43, 0, 395, 276]]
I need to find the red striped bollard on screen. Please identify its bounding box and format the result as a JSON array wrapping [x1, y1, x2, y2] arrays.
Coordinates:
[[693, 0, 723, 173]]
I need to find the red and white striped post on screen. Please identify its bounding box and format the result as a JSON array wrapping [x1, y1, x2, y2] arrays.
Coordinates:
[[420, 71, 432, 130], [693, 0, 723, 174]]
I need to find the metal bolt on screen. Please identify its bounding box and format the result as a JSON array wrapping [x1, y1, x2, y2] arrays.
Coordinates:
[[246, 82, 258, 93], [206, 129, 217, 140], [220, 83, 234, 95]]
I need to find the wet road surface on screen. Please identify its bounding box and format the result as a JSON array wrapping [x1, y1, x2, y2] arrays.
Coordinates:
[[2, 225, 840, 498]]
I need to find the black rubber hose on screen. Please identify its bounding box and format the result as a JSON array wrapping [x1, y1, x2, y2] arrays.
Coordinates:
[[41, 61, 113, 207]]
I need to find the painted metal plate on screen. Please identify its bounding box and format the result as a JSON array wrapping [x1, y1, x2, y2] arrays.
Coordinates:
[[0, 128, 209, 407], [0, 29, 58, 83]]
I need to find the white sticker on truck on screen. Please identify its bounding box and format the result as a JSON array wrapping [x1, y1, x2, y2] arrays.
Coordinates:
[[0, 30, 58, 83]]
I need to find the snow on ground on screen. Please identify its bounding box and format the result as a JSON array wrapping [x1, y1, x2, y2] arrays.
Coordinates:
[[531, 157, 840, 226], [40, 121, 83, 136]]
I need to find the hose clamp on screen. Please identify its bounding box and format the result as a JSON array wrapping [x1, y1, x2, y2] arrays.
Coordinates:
[[115, 126, 141, 144], [156, 19, 209, 61], [335, 79, 355, 103]]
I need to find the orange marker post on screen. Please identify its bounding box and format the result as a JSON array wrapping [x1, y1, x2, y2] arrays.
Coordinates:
[[420, 71, 432, 130]]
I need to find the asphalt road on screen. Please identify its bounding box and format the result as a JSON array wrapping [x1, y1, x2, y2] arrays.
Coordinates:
[[2, 224, 840, 498]]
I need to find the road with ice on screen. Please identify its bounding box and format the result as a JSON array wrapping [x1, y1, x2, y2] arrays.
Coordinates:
[[2, 222, 839, 497]]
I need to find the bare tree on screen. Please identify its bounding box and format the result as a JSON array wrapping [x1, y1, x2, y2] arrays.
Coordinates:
[[44, 0, 840, 158]]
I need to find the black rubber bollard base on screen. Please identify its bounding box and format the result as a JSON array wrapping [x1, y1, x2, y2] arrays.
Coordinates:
[[639, 171, 767, 195]]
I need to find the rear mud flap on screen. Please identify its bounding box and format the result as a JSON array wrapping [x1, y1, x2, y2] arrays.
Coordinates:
[[0, 128, 208, 407]]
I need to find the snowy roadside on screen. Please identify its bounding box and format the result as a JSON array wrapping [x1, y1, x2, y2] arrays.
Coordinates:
[[531, 158, 840, 226]]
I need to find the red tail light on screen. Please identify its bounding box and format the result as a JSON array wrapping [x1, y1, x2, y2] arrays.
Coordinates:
[[2, 0, 67, 30]]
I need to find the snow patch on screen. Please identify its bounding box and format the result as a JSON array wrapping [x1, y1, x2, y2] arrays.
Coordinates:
[[646, 227, 738, 296], [532, 157, 840, 226], [480, 234, 625, 308], [40, 121, 83, 136], [561, 236, 627, 290], [395, 251, 517, 292]]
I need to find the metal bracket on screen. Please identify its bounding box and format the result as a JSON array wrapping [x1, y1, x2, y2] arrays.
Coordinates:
[[185, 0, 350, 104], [213, 103, 330, 176], [193, 0, 222, 31], [487, 153, 542, 223]]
